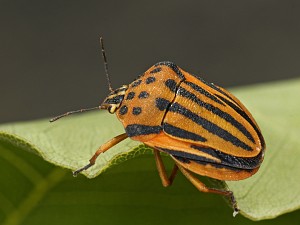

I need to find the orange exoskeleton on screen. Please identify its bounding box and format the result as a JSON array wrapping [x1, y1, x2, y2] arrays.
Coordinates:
[[50, 38, 265, 216]]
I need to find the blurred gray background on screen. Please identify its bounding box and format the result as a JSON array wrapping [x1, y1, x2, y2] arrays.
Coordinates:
[[1, 0, 299, 123]]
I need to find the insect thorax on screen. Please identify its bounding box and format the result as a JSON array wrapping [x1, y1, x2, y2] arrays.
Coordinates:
[[102, 85, 128, 113]]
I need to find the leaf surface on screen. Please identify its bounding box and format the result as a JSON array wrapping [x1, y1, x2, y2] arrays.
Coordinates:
[[1, 78, 300, 222]]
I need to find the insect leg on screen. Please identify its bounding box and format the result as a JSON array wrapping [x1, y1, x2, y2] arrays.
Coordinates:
[[177, 165, 239, 216], [153, 149, 178, 187], [73, 133, 128, 176]]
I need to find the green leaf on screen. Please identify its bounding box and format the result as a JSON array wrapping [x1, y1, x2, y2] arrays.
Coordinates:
[[0, 78, 300, 223], [2, 142, 299, 225]]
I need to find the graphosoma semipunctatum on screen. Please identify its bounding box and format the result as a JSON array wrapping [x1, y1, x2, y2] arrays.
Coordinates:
[[50, 38, 265, 216]]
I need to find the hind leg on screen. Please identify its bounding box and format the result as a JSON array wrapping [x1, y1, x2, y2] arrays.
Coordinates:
[[177, 164, 239, 216], [153, 149, 178, 187]]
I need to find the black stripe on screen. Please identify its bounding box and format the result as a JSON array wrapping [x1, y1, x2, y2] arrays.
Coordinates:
[[174, 155, 250, 171], [156, 98, 171, 111], [193, 75, 237, 103], [156, 147, 245, 172], [191, 145, 263, 169], [154, 61, 185, 80], [177, 87, 255, 143], [184, 81, 225, 106], [125, 124, 162, 137], [169, 103, 253, 151], [216, 94, 265, 149], [104, 95, 124, 104], [163, 123, 207, 142], [131, 79, 142, 88], [157, 147, 217, 163], [165, 79, 178, 92], [113, 86, 128, 94]]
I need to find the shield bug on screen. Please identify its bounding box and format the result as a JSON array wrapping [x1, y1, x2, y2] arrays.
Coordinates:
[[50, 37, 265, 216]]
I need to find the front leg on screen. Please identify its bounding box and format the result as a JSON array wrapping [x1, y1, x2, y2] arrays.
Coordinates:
[[73, 133, 128, 176]]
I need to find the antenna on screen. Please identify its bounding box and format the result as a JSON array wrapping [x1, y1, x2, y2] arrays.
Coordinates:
[[49, 37, 113, 123], [49, 106, 105, 122], [100, 37, 113, 92]]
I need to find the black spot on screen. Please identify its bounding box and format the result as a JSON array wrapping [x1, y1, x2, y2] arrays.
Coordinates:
[[131, 79, 142, 88], [126, 92, 135, 100], [119, 105, 128, 115], [150, 67, 162, 74], [138, 91, 149, 99], [165, 79, 177, 92], [146, 76, 156, 84], [156, 98, 170, 111], [132, 107, 142, 115]]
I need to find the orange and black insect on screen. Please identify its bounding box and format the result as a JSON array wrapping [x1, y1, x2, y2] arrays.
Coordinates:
[[50, 38, 265, 215]]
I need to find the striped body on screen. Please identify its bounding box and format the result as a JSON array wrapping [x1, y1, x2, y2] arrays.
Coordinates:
[[114, 61, 265, 181], [52, 40, 265, 212]]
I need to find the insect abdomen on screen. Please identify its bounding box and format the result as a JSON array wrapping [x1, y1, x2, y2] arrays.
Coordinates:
[[162, 73, 264, 158]]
